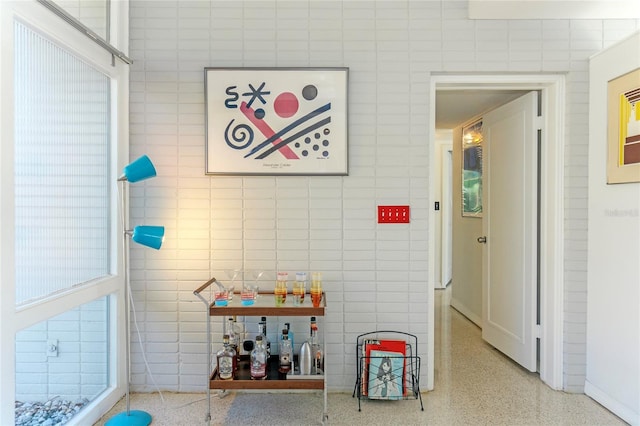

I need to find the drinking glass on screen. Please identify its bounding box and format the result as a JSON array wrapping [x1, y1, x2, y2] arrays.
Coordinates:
[[311, 272, 322, 308], [241, 284, 257, 306], [224, 269, 241, 301], [292, 272, 306, 306], [250, 270, 264, 299], [214, 289, 229, 306], [292, 281, 304, 306], [275, 271, 288, 306]]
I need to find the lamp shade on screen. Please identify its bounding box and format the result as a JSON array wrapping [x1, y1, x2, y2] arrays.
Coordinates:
[[121, 155, 157, 183], [131, 225, 165, 250]]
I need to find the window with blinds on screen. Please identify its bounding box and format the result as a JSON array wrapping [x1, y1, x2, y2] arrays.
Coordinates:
[[14, 20, 111, 306]]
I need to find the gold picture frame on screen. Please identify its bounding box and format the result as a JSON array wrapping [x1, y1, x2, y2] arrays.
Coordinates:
[[607, 67, 640, 184]]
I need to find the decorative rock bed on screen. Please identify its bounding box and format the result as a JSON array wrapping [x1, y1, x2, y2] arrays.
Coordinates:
[[15, 397, 89, 426]]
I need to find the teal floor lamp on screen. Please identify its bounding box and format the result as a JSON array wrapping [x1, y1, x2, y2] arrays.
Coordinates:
[[107, 155, 164, 426]]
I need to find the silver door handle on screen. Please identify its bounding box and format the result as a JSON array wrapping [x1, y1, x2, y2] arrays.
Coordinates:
[[477, 236, 487, 244]]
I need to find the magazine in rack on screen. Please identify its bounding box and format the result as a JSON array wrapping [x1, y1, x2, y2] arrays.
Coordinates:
[[362, 339, 406, 398], [367, 349, 404, 399]]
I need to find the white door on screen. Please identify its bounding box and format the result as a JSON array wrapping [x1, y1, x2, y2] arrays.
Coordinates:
[[480, 91, 539, 372]]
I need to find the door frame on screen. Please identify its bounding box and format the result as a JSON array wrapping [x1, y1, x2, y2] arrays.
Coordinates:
[[427, 73, 565, 391], [440, 141, 453, 288]]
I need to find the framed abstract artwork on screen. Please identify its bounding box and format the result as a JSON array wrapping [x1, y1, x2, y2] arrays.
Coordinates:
[[204, 67, 349, 175], [462, 119, 483, 217], [607, 67, 640, 184]]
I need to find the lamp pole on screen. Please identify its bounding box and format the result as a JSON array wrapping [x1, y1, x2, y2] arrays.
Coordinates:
[[121, 179, 133, 418], [106, 156, 160, 426]]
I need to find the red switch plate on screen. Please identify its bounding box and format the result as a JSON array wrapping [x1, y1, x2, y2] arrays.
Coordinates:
[[378, 205, 410, 223]]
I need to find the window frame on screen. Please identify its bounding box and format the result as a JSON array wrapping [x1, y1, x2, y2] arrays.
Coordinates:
[[0, 1, 130, 424]]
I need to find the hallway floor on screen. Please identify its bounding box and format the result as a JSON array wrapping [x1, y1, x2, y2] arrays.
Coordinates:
[[95, 287, 625, 425]]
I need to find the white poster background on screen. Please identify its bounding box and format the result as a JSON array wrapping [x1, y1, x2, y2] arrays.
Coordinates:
[[205, 68, 348, 175]]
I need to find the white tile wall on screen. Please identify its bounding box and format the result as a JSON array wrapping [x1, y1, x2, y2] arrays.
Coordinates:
[[128, 0, 639, 393]]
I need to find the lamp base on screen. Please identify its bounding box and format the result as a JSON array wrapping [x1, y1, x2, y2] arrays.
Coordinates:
[[105, 410, 152, 426]]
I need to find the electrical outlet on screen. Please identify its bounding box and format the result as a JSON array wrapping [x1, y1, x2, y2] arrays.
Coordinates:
[[47, 339, 58, 357], [377, 205, 410, 223]]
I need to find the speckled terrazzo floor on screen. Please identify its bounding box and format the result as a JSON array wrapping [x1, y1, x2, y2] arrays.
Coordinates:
[[95, 287, 626, 426]]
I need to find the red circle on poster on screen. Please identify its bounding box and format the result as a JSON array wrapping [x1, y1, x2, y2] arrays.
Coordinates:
[[274, 92, 299, 118]]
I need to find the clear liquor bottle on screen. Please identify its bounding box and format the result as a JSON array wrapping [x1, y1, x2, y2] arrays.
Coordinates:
[[216, 334, 236, 380], [283, 322, 295, 372], [310, 317, 324, 374], [231, 316, 244, 359], [250, 335, 267, 380], [278, 329, 292, 374], [259, 316, 271, 358], [283, 322, 294, 350], [226, 317, 239, 360]]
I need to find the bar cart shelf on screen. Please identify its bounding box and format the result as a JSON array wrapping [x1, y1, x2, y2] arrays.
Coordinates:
[[194, 277, 328, 424], [352, 330, 423, 411], [210, 354, 324, 390]]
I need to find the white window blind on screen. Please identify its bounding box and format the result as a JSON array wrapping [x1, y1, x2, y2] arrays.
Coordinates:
[[14, 20, 111, 305]]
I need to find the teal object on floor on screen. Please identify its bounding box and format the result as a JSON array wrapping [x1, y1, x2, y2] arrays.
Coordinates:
[[105, 409, 152, 426]]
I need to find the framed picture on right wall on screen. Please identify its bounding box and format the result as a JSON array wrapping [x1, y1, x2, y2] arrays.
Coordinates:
[[607, 67, 640, 184]]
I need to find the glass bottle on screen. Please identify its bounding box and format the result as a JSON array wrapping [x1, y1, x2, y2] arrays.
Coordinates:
[[226, 317, 239, 360], [310, 317, 324, 374], [250, 335, 268, 380], [283, 322, 294, 350], [232, 316, 244, 358], [259, 316, 271, 358], [278, 329, 292, 374], [283, 322, 295, 371], [216, 334, 236, 380]]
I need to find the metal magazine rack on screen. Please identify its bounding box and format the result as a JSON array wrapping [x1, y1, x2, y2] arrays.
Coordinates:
[[352, 330, 423, 411]]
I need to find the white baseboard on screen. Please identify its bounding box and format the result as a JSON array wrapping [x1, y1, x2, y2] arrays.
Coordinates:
[[450, 297, 482, 327], [584, 379, 638, 425]]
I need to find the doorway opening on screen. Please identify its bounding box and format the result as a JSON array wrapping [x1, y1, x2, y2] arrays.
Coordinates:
[[427, 74, 565, 392]]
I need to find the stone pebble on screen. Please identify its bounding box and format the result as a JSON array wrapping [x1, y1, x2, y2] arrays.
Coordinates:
[[15, 397, 89, 426]]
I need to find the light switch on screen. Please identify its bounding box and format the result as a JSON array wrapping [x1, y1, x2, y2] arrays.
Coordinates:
[[377, 205, 410, 223]]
